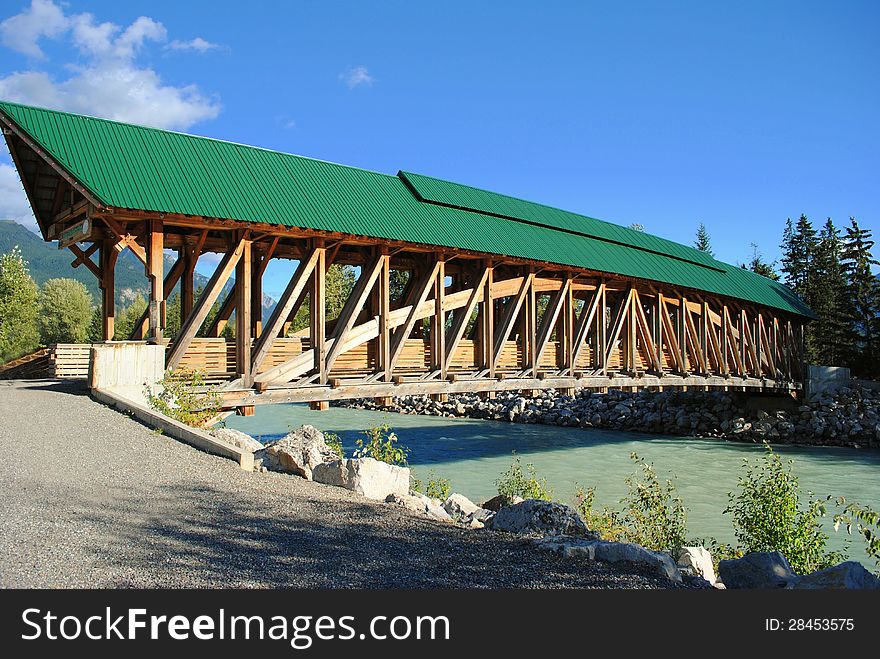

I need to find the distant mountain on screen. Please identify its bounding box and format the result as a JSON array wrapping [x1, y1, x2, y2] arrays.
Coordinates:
[[0, 219, 276, 320]]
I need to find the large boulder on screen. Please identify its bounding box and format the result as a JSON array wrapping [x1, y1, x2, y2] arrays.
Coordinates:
[[313, 457, 410, 501], [788, 561, 880, 590], [533, 535, 598, 560], [489, 499, 590, 537], [210, 428, 263, 453], [678, 546, 717, 585], [386, 493, 450, 521], [532, 537, 682, 582], [443, 493, 480, 519], [481, 494, 524, 512], [593, 541, 682, 582], [718, 552, 796, 589], [255, 425, 338, 480]]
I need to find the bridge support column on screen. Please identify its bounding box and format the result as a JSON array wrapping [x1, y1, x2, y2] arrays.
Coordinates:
[[146, 219, 164, 343]]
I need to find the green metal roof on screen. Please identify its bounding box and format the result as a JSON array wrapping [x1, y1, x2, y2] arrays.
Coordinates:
[[0, 100, 813, 318]]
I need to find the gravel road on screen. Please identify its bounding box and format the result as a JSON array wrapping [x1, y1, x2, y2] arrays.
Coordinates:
[[0, 379, 685, 588]]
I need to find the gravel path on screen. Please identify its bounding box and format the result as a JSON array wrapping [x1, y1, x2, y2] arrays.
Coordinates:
[[0, 379, 686, 588]]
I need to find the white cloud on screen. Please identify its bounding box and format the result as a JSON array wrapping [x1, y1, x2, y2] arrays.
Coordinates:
[[0, 0, 221, 130], [0, 160, 38, 231], [0, 0, 66, 59], [167, 37, 219, 53], [340, 65, 374, 89]]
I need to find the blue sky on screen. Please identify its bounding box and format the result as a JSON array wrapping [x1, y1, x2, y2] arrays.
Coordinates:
[[0, 0, 877, 298]]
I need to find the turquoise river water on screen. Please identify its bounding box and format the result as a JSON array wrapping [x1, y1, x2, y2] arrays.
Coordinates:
[[226, 403, 880, 561]]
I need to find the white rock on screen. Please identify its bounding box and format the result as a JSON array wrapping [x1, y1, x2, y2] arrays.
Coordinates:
[[255, 425, 338, 480], [443, 493, 480, 518], [313, 457, 410, 501], [718, 551, 795, 589], [593, 541, 682, 582], [678, 546, 717, 585], [210, 428, 263, 453], [386, 493, 450, 521], [490, 499, 591, 537]]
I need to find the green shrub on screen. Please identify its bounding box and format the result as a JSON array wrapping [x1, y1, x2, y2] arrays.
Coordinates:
[[618, 452, 689, 555], [833, 498, 880, 571], [425, 473, 451, 501], [725, 443, 843, 574], [323, 431, 345, 460], [146, 369, 221, 428], [354, 424, 408, 465], [496, 453, 552, 503], [575, 485, 627, 541], [410, 475, 423, 494]]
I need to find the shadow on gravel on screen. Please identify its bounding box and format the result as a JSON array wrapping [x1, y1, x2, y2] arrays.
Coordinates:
[[12, 378, 90, 397], [72, 482, 677, 589]]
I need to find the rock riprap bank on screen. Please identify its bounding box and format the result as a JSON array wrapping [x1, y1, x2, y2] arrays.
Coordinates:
[[337, 384, 880, 449]]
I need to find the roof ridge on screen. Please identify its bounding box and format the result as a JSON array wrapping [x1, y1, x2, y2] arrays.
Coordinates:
[[0, 99, 398, 180], [399, 169, 721, 266]]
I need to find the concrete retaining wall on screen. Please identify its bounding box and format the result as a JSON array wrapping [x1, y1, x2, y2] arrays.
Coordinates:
[[805, 365, 851, 399], [89, 342, 165, 405]]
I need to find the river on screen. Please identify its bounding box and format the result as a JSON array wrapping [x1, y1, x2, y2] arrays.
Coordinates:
[[225, 403, 880, 561]]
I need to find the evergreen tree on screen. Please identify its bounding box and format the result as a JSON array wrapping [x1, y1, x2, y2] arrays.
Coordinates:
[[780, 215, 820, 362], [694, 223, 714, 256], [0, 246, 39, 361], [37, 278, 94, 344], [780, 215, 818, 301], [744, 243, 779, 280], [810, 220, 848, 366], [840, 218, 880, 377]]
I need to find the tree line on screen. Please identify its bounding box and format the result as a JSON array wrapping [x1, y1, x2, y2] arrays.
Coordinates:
[[693, 217, 879, 378]]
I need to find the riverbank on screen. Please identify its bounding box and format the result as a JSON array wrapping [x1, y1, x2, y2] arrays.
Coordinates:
[[337, 384, 880, 449], [0, 379, 688, 588]]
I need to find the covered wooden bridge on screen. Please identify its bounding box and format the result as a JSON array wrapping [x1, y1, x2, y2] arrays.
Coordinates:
[[0, 102, 812, 412]]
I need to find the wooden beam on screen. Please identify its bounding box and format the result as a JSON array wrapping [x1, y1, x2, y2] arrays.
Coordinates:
[[389, 259, 441, 373], [67, 244, 101, 280], [533, 276, 570, 373], [632, 290, 660, 372], [251, 248, 322, 377], [206, 290, 235, 337], [377, 247, 391, 381], [69, 242, 99, 269], [570, 283, 603, 371], [659, 295, 684, 373], [235, 235, 253, 386], [131, 254, 187, 340], [324, 254, 385, 373], [445, 267, 489, 369], [312, 242, 327, 384], [433, 257, 446, 377], [167, 236, 247, 370], [147, 219, 164, 342], [492, 272, 533, 370], [481, 260, 495, 376], [99, 242, 118, 341], [604, 288, 634, 369], [102, 216, 147, 265]]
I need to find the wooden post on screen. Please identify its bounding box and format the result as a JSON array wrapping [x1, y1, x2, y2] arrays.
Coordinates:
[[236, 234, 253, 386], [433, 256, 446, 380], [526, 269, 537, 374], [147, 219, 164, 342], [377, 246, 391, 382], [482, 259, 494, 377], [679, 295, 688, 374], [599, 281, 607, 373], [100, 241, 117, 341], [180, 246, 195, 325], [251, 247, 263, 339], [721, 304, 730, 376], [311, 240, 327, 384]]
